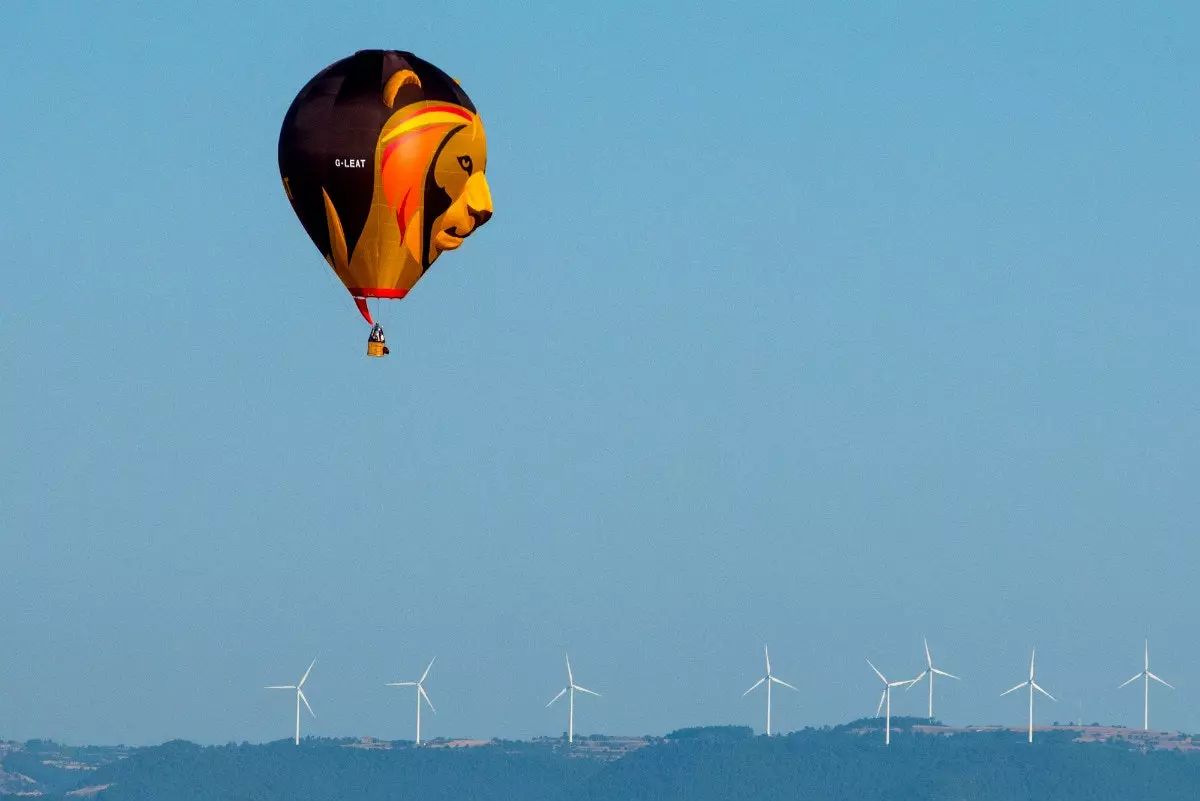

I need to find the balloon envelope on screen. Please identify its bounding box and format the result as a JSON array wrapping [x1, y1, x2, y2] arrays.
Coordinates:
[[278, 50, 493, 323]]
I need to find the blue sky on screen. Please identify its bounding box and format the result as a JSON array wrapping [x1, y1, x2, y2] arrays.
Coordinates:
[[1, 1, 1198, 745]]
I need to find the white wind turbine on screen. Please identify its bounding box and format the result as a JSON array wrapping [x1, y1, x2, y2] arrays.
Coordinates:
[[1001, 648, 1056, 743], [742, 646, 798, 736], [265, 658, 316, 745], [387, 657, 437, 745], [867, 660, 917, 745], [546, 653, 599, 744], [906, 637, 960, 720], [1119, 639, 1174, 731]]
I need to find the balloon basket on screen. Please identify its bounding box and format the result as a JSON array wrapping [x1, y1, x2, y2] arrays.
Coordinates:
[[367, 341, 386, 358]]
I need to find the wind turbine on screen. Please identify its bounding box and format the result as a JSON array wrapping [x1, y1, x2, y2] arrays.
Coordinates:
[[1001, 648, 1056, 743], [867, 660, 917, 745], [546, 653, 599, 744], [906, 637, 960, 720], [1118, 639, 1174, 731], [387, 657, 437, 745], [742, 645, 798, 736], [265, 658, 316, 745]]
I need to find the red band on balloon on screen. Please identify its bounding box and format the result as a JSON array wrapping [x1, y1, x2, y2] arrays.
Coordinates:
[[350, 288, 409, 298]]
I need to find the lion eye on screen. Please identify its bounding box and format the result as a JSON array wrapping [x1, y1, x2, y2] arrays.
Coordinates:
[[457, 155, 473, 173]]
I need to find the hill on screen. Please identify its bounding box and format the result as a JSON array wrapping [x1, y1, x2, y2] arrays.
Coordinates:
[[6, 721, 1200, 800]]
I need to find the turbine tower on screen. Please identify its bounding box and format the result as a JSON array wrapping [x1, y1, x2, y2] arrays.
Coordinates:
[[387, 657, 437, 745], [742, 645, 798, 736], [266, 658, 316, 745], [906, 637, 960, 720], [546, 653, 599, 744], [867, 660, 916, 745], [1118, 639, 1174, 731], [1001, 648, 1056, 743]]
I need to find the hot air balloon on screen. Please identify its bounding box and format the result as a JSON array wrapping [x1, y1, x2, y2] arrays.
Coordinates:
[[278, 50, 493, 356]]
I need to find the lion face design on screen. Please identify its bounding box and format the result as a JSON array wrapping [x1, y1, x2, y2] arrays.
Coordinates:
[[423, 117, 492, 263], [376, 99, 492, 279]]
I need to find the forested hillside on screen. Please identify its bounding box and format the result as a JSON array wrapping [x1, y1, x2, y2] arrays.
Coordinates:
[[6, 722, 1200, 801]]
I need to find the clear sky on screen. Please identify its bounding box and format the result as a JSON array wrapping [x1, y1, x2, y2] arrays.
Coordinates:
[[1, 1, 1198, 746]]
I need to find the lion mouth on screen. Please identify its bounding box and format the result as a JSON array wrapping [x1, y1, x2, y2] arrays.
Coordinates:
[[434, 228, 471, 250]]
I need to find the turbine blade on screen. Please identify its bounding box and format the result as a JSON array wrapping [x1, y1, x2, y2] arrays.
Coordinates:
[[770, 676, 799, 692], [1148, 672, 1175, 689], [906, 671, 928, 691], [420, 657, 436, 685], [387, 681, 417, 687], [299, 689, 315, 717], [565, 653, 573, 685], [866, 659, 887, 685], [891, 678, 918, 689], [1029, 649, 1036, 680], [932, 669, 960, 680], [546, 688, 567, 707], [876, 690, 886, 717], [420, 686, 437, 713], [1118, 673, 1143, 689], [574, 685, 601, 697], [1033, 682, 1056, 702], [924, 638, 932, 669], [1001, 681, 1029, 697], [743, 677, 766, 696], [265, 685, 296, 690], [764, 645, 771, 676], [299, 659, 316, 689]]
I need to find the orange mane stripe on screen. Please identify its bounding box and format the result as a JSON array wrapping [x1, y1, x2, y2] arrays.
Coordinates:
[[391, 104, 472, 126], [380, 107, 470, 170], [381, 127, 447, 171]]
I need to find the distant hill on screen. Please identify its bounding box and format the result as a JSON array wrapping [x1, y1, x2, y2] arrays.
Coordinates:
[[0, 740, 132, 797], [6, 720, 1200, 801], [578, 721, 1200, 801]]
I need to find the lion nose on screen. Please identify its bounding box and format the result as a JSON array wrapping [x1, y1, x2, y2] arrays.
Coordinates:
[[465, 172, 493, 229]]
